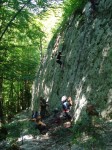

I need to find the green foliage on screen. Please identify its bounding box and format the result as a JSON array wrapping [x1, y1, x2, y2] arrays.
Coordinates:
[[61, 0, 87, 31], [7, 119, 39, 141], [72, 118, 90, 137], [7, 122, 23, 139], [0, 0, 89, 122], [6, 144, 20, 150], [80, 135, 105, 150], [49, 0, 88, 49], [0, 0, 47, 120], [27, 121, 40, 136], [71, 116, 106, 149]]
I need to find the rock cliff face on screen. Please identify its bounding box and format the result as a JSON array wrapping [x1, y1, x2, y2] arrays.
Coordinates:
[[32, 0, 112, 122]]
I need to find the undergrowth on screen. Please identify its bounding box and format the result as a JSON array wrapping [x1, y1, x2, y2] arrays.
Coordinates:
[[6, 120, 39, 142], [71, 116, 106, 149]]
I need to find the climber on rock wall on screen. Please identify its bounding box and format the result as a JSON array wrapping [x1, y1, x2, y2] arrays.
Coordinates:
[[89, 0, 98, 11], [56, 51, 64, 69]]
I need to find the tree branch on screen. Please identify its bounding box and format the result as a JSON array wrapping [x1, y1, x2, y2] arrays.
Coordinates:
[[0, 0, 31, 41]]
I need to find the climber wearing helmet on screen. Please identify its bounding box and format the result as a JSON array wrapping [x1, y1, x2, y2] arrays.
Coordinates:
[[61, 95, 72, 121]]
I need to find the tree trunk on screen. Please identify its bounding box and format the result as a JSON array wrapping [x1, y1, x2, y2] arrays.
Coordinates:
[[0, 77, 4, 123], [40, 37, 43, 63]]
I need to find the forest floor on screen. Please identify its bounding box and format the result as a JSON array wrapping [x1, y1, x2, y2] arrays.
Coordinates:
[[0, 110, 112, 150]]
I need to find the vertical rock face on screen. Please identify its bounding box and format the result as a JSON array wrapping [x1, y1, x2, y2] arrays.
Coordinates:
[[32, 0, 112, 122]]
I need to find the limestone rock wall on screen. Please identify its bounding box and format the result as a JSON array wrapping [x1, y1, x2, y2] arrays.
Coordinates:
[[32, 0, 112, 121]]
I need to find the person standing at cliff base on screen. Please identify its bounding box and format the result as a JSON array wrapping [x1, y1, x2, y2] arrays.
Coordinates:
[[40, 97, 49, 119]]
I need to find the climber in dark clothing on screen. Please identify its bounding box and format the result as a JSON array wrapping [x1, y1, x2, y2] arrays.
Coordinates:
[[56, 51, 63, 68], [40, 97, 48, 119], [89, 0, 98, 11]]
